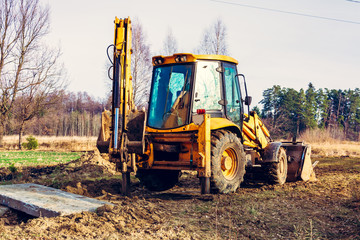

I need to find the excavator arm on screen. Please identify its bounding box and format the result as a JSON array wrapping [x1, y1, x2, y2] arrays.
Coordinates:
[[97, 17, 133, 154], [97, 17, 146, 194], [110, 17, 133, 154]]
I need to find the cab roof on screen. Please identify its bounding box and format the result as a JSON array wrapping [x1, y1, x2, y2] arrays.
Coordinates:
[[152, 53, 238, 66]]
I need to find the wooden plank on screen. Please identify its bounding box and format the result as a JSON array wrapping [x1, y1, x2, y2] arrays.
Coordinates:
[[0, 183, 112, 218]]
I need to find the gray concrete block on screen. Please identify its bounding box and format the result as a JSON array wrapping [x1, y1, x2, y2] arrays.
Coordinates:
[[0, 205, 9, 216], [0, 183, 113, 218]]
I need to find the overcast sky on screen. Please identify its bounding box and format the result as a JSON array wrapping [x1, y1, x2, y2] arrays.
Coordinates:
[[41, 0, 360, 107]]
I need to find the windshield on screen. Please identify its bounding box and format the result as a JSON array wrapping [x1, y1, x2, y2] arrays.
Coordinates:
[[148, 64, 193, 129]]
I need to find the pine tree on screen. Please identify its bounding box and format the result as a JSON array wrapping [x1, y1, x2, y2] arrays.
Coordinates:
[[304, 83, 317, 129]]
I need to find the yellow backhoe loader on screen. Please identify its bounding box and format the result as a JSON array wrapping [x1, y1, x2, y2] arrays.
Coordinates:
[[97, 17, 315, 194]]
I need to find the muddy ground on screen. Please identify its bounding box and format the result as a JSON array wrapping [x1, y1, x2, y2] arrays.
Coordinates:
[[0, 151, 359, 239]]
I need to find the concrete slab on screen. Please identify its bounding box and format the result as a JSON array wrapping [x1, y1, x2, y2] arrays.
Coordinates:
[[0, 183, 112, 218], [0, 205, 9, 216]]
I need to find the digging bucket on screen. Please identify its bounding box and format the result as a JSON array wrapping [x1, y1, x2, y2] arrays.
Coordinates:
[[281, 142, 316, 182]]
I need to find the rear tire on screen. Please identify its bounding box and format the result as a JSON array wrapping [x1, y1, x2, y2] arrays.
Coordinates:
[[265, 147, 287, 185], [210, 130, 246, 193], [136, 169, 180, 191]]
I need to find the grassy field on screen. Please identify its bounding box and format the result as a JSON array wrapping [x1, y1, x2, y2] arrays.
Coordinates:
[[2, 134, 360, 158], [0, 151, 83, 167], [1, 135, 97, 152]]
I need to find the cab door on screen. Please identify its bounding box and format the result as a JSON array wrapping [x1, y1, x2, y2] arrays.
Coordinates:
[[223, 63, 242, 125], [192, 60, 223, 118]]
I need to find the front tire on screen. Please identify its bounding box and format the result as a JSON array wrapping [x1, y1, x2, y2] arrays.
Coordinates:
[[265, 147, 287, 185], [210, 130, 246, 193], [136, 169, 180, 191]]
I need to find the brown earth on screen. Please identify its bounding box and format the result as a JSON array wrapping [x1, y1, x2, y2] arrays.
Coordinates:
[[0, 151, 359, 239]]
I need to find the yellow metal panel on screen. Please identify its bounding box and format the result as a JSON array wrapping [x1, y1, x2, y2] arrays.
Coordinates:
[[146, 117, 241, 133], [209, 118, 241, 131], [114, 17, 125, 51], [146, 123, 199, 133], [204, 115, 211, 177], [195, 54, 238, 64], [243, 140, 258, 148], [152, 53, 238, 66], [198, 114, 211, 177], [124, 17, 133, 115], [253, 114, 268, 148], [260, 121, 270, 137]]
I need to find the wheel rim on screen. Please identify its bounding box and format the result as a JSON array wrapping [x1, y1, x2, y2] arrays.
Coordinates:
[[221, 147, 238, 180], [279, 154, 285, 175]]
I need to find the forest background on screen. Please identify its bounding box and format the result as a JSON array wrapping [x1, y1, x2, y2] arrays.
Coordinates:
[[3, 83, 359, 142], [1, 0, 359, 149]]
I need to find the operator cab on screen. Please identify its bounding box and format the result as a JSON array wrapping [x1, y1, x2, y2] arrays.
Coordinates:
[[148, 53, 246, 130]]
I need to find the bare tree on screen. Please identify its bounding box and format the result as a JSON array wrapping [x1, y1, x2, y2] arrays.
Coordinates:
[[195, 18, 228, 55], [162, 28, 178, 55], [13, 48, 64, 149], [0, 0, 64, 146], [131, 18, 152, 108]]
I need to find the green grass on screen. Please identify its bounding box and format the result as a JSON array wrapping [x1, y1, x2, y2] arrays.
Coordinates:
[[317, 157, 360, 171], [0, 151, 82, 167]]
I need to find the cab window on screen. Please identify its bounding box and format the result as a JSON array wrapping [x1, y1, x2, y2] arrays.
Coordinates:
[[193, 61, 222, 112], [223, 63, 242, 125]]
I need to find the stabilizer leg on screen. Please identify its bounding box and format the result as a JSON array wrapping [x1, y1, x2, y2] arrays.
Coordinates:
[[200, 177, 210, 194], [121, 172, 131, 195]]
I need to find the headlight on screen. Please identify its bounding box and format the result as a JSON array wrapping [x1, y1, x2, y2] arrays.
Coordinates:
[[175, 55, 187, 63], [153, 57, 165, 65]]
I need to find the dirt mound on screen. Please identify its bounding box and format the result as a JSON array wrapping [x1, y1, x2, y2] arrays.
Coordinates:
[[0, 196, 193, 239], [63, 150, 117, 175]]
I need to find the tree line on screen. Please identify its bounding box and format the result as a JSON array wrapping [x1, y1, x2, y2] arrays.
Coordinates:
[[3, 91, 106, 137], [2, 0, 358, 149], [259, 83, 360, 141]]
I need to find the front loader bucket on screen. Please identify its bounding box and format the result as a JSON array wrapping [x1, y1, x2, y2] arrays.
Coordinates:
[[281, 142, 316, 182], [299, 145, 314, 181]]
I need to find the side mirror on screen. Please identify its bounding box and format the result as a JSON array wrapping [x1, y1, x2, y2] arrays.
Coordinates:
[[237, 73, 251, 122], [244, 96, 252, 106]]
